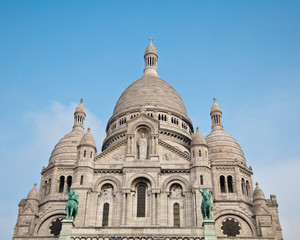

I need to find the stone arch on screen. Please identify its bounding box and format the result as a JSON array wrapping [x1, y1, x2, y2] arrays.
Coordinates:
[[162, 175, 190, 192], [127, 115, 158, 134], [34, 209, 66, 235], [126, 173, 156, 189], [93, 176, 121, 192], [214, 209, 256, 236]]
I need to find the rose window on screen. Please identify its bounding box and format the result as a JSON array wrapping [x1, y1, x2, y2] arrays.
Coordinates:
[[221, 218, 241, 237], [49, 217, 63, 236]]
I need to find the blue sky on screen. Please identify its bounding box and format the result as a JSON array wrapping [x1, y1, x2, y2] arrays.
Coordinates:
[[1, 1, 299, 239]]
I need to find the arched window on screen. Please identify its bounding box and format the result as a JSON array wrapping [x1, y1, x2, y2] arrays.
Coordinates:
[[199, 150, 202, 157], [44, 180, 48, 195], [205, 151, 207, 157], [80, 175, 84, 185], [246, 180, 250, 197], [192, 151, 195, 158], [220, 176, 226, 193], [48, 178, 51, 195], [241, 178, 245, 195], [67, 176, 72, 189], [173, 203, 180, 227], [200, 175, 204, 185], [59, 176, 65, 193], [137, 184, 146, 217], [90, 151, 93, 158], [102, 203, 109, 227], [227, 176, 233, 193], [84, 150, 86, 157]]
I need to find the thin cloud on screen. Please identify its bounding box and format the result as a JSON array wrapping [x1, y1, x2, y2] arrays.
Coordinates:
[[4, 101, 105, 239]]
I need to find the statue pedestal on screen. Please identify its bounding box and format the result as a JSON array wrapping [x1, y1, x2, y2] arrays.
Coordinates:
[[203, 220, 217, 240], [59, 219, 74, 240]]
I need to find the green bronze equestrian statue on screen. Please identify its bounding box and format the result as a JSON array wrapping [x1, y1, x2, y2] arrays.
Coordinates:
[[65, 185, 79, 221], [198, 187, 213, 220]]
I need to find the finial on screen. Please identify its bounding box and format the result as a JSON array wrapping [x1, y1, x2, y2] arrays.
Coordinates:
[[196, 126, 199, 132], [255, 182, 259, 187], [87, 127, 91, 132], [34, 183, 37, 187], [213, 97, 216, 103], [80, 98, 83, 104], [149, 37, 154, 44]]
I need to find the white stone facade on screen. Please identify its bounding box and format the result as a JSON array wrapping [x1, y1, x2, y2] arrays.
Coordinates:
[[13, 41, 283, 240]]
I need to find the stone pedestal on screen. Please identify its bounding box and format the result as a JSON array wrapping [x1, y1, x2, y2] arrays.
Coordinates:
[[203, 220, 217, 240], [59, 219, 74, 240]]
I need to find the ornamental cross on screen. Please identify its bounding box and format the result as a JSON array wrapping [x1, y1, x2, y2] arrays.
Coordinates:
[[149, 37, 154, 43]]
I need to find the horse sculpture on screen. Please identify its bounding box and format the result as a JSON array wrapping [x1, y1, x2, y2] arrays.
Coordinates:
[[198, 187, 213, 220], [65, 185, 79, 221]]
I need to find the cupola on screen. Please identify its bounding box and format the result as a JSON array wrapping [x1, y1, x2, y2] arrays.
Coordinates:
[[73, 98, 86, 131], [144, 38, 158, 76], [210, 97, 223, 131], [27, 183, 39, 200], [191, 127, 207, 146], [253, 182, 266, 205]]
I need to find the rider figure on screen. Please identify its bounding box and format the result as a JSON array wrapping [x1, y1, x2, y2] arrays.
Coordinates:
[[198, 187, 213, 220]]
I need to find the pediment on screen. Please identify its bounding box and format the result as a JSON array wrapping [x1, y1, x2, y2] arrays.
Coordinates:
[[254, 204, 270, 215], [95, 140, 127, 163], [159, 139, 191, 162], [22, 204, 34, 214]]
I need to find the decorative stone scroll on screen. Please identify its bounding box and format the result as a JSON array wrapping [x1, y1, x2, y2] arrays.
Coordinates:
[[113, 153, 122, 161]]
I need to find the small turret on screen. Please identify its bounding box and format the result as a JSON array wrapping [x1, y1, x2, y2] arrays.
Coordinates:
[[253, 182, 267, 206], [190, 126, 208, 162], [253, 182, 275, 238], [78, 127, 97, 159], [75, 128, 96, 188], [210, 97, 223, 131], [190, 126, 212, 191]]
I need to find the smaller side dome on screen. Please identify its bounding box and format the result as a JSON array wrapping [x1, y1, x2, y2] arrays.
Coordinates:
[[27, 183, 39, 200], [79, 127, 96, 149], [75, 98, 86, 114], [191, 127, 207, 146], [253, 182, 266, 202]]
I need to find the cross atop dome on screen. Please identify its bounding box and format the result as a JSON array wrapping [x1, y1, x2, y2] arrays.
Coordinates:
[[149, 37, 154, 44]]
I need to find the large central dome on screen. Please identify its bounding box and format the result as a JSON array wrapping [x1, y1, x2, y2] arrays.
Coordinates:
[[113, 74, 188, 119], [103, 40, 193, 151]]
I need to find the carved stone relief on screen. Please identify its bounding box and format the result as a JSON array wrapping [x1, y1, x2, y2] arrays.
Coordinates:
[[113, 153, 122, 161]]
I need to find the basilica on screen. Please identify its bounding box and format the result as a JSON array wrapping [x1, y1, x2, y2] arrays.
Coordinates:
[[13, 40, 283, 240]]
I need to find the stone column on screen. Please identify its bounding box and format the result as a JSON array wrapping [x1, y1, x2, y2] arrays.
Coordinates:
[[192, 190, 198, 227], [121, 192, 127, 226], [126, 134, 135, 161], [186, 191, 193, 227], [149, 134, 159, 160], [225, 179, 228, 193], [127, 192, 133, 226], [151, 192, 156, 225]]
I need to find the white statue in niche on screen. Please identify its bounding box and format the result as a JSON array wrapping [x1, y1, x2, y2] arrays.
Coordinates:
[[102, 185, 113, 199], [138, 133, 148, 160], [170, 186, 182, 198]]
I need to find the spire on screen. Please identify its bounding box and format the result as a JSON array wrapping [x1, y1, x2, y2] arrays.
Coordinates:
[[144, 38, 158, 76], [210, 97, 223, 131], [73, 98, 86, 131]]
